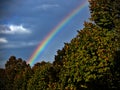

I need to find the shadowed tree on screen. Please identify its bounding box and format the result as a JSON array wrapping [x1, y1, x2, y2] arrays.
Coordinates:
[[0, 68, 6, 90], [5, 56, 32, 90]]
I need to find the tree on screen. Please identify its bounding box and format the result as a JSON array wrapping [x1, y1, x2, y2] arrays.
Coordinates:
[[13, 63, 32, 90], [53, 0, 120, 89], [27, 61, 58, 90], [5, 56, 32, 90]]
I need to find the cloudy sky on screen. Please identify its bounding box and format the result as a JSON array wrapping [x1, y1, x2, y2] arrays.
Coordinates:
[[0, 0, 90, 68]]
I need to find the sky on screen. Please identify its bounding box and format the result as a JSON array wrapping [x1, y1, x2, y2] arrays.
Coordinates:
[[0, 0, 90, 68]]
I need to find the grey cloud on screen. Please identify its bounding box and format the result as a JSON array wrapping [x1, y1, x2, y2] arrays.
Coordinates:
[[0, 24, 31, 34], [0, 38, 8, 43]]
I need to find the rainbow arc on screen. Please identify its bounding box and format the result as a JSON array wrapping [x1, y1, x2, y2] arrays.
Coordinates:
[[27, 0, 88, 66]]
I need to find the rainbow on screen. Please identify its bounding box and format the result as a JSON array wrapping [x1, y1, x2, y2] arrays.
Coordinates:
[[27, 0, 88, 66]]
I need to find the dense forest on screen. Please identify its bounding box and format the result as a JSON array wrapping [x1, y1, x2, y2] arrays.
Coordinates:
[[0, 0, 120, 89]]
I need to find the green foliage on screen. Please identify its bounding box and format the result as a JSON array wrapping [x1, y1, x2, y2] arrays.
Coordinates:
[[55, 22, 120, 89], [13, 65, 32, 90], [53, 0, 120, 88], [89, 0, 120, 29], [27, 62, 58, 90]]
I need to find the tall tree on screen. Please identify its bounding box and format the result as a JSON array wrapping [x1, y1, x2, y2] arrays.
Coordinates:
[[54, 0, 120, 89]]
